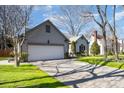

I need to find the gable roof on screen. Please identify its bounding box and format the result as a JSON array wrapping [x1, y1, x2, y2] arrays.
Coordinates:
[[69, 36, 80, 42], [26, 20, 69, 41], [69, 34, 88, 43]]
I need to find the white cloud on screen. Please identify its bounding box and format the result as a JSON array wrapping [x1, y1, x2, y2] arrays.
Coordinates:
[[33, 5, 53, 11], [33, 5, 43, 11], [115, 11, 124, 21], [46, 5, 52, 10], [43, 14, 62, 24]]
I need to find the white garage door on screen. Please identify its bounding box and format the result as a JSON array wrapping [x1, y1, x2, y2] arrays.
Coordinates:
[[28, 45, 64, 61]]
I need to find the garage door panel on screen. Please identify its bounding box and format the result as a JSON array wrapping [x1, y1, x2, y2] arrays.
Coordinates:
[[28, 45, 64, 61]]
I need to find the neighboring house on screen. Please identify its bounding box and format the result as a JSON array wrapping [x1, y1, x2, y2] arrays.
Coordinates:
[[118, 39, 124, 53], [21, 20, 69, 61], [89, 30, 122, 55], [68, 35, 89, 56]]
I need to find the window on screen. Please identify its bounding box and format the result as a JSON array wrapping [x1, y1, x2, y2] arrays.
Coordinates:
[[46, 25, 50, 33], [79, 44, 85, 52]]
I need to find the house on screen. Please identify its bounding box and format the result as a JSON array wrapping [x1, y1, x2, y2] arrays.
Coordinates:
[[89, 30, 122, 55], [68, 35, 89, 56], [21, 20, 69, 61], [118, 39, 124, 53]]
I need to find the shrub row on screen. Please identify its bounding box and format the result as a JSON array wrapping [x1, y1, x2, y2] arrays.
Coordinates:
[[0, 49, 13, 57]]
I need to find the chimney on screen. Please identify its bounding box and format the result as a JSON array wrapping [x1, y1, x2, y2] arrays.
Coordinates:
[[93, 30, 97, 42]]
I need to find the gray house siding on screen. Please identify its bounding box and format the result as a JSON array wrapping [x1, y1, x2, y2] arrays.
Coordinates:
[[76, 38, 89, 53], [75, 37, 89, 55], [22, 20, 69, 53], [68, 35, 89, 55]]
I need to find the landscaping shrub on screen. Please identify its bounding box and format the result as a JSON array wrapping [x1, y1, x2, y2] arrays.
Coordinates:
[[76, 52, 81, 57], [9, 51, 15, 57], [0, 49, 13, 57], [21, 52, 28, 62], [120, 50, 124, 55], [76, 51, 86, 57], [64, 52, 69, 59], [107, 50, 113, 55], [90, 41, 100, 56]]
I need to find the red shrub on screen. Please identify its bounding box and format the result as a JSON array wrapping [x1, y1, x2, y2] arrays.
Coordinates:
[[0, 49, 13, 57]]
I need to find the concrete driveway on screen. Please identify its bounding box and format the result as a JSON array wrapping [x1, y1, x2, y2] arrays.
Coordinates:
[[31, 59, 124, 88], [0, 60, 11, 65]]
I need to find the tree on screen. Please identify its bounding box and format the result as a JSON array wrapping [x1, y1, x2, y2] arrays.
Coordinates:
[[11, 6, 33, 67], [0, 5, 33, 67], [71, 41, 76, 55], [0, 6, 11, 50], [107, 5, 119, 60], [90, 41, 100, 56], [53, 5, 91, 36], [91, 5, 108, 61]]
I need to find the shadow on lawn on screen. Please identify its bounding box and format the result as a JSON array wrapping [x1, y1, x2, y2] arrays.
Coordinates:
[[0, 76, 50, 85], [24, 81, 67, 88], [0, 75, 67, 88], [54, 61, 124, 88]]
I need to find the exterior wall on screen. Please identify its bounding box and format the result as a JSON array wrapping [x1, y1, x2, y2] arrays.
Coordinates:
[[89, 35, 120, 55], [68, 43, 72, 54], [98, 39, 104, 55], [118, 39, 124, 53], [76, 38, 89, 54], [69, 37, 89, 55], [22, 21, 69, 53]]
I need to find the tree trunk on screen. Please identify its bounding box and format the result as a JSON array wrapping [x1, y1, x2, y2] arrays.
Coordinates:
[[113, 5, 119, 61], [103, 30, 108, 61], [111, 40, 114, 54], [4, 37, 7, 50], [1, 31, 4, 50], [114, 36, 119, 60], [14, 39, 20, 67]]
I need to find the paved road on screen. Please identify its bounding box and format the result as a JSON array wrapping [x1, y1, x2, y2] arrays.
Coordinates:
[[32, 59, 124, 88]]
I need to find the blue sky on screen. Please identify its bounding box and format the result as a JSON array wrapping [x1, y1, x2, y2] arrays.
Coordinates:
[[29, 5, 124, 39]]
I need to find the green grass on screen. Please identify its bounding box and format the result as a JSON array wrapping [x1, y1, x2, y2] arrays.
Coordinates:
[[78, 55, 124, 70], [0, 64, 68, 88], [0, 57, 9, 61]]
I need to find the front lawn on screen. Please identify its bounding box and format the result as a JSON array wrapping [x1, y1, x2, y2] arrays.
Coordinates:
[[0, 64, 68, 88], [0, 57, 9, 61], [78, 55, 124, 70]]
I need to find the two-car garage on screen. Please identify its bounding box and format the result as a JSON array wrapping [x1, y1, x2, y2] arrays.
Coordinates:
[[28, 45, 64, 61], [21, 20, 69, 61]]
